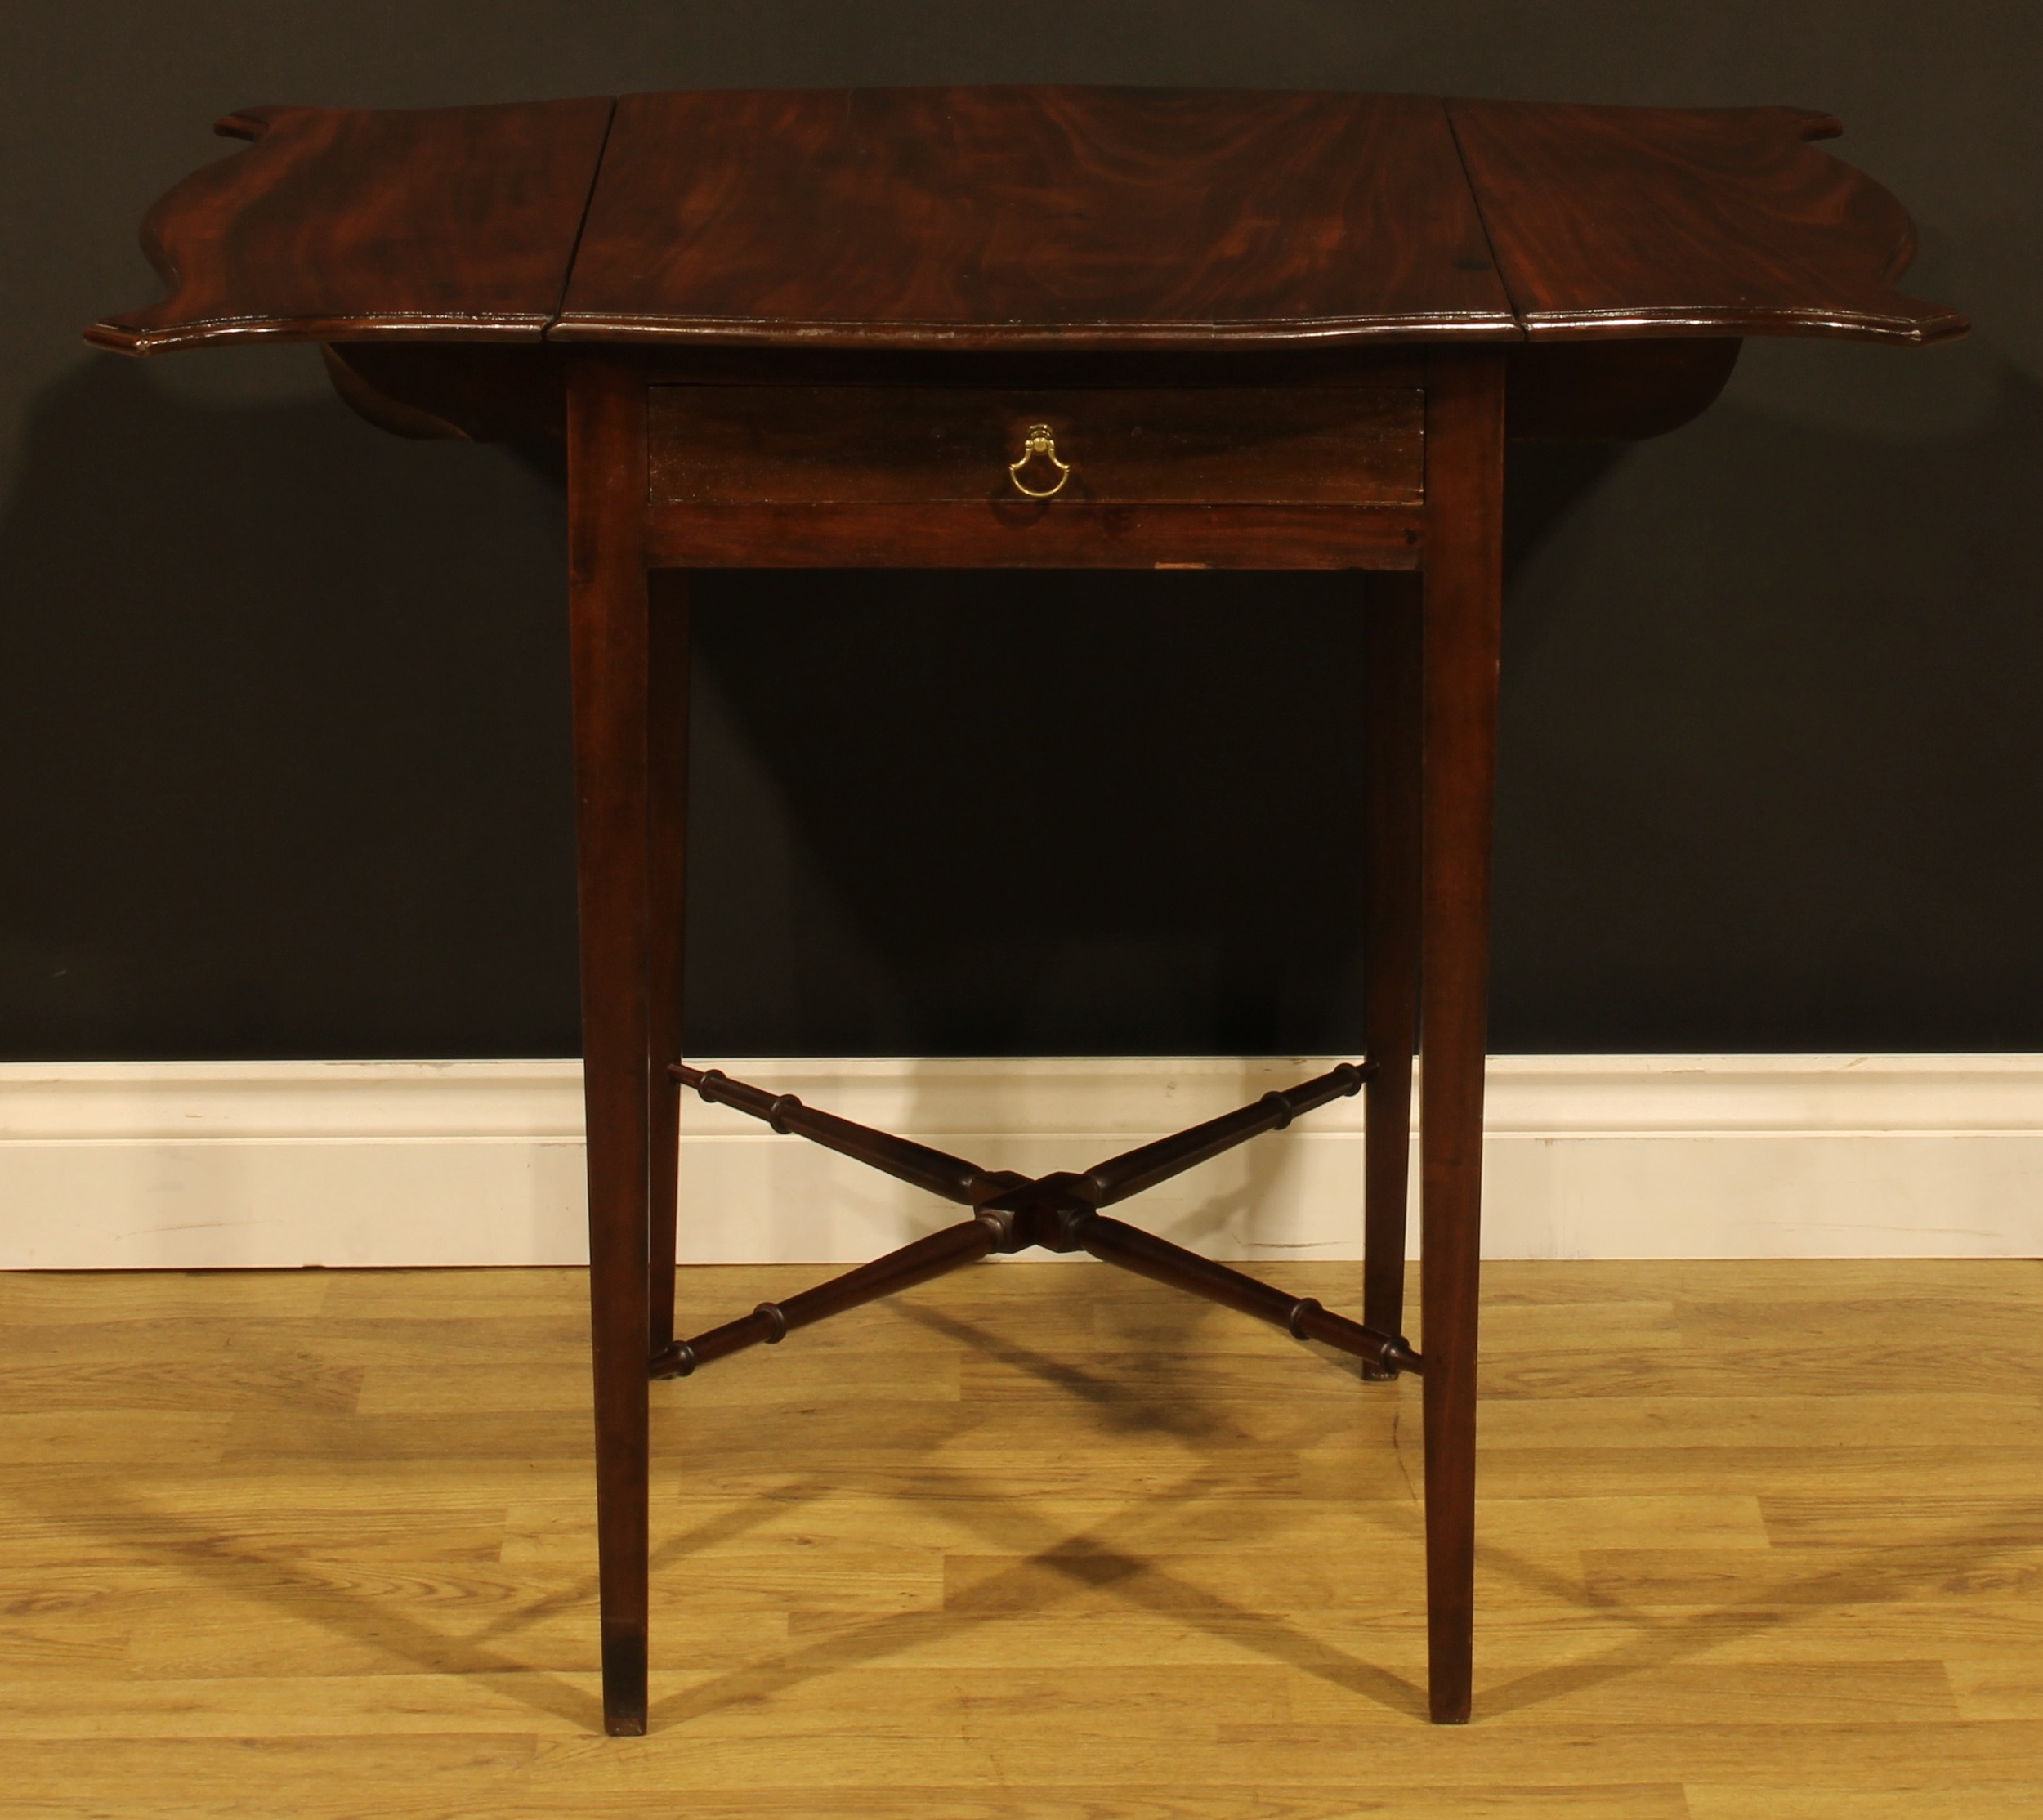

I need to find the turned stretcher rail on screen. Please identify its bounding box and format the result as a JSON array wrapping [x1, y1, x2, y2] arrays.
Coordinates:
[[670, 1062, 1000, 1205], [650, 1214, 1003, 1378], [649, 1058, 1419, 1381], [1071, 1210, 1421, 1374], [1079, 1061, 1370, 1206]]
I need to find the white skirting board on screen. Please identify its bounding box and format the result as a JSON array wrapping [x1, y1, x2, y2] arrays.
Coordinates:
[[2, 1055, 2041, 1269]]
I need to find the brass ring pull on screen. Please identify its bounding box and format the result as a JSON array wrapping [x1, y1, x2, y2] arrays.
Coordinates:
[[1008, 423, 1071, 499]]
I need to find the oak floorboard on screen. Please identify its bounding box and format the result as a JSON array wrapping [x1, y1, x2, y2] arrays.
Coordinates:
[[357, 1351, 964, 1415], [1687, 1792, 2043, 1820], [1, 1259, 2037, 1816]]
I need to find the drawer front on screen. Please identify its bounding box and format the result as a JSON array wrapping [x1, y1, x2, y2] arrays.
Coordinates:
[[647, 385, 1423, 508]]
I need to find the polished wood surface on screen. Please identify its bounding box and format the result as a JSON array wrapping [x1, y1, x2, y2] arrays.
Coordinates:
[[647, 384, 1424, 507], [557, 88, 1513, 350], [1415, 348, 1509, 1723], [566, 350, 656, 1734], [90, 87, 1966, 361], [85, 101, 615, 354], [1449, 100, 1965, 345], [4, 1259, 2039, 1817]]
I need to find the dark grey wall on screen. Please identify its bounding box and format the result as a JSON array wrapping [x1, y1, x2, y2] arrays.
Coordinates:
[[2, 3, 2037, 1060]]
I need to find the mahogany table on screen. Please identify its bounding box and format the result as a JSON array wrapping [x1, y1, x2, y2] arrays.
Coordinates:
[[92, 87, 1963, 1734]]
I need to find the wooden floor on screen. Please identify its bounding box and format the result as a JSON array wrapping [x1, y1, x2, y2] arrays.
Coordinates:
[[2, 1257, 2040, 1817]]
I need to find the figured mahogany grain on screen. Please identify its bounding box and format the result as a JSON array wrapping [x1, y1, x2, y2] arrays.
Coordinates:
[[556, 87, 1518, 351], [1447, 100, 1965, 345], [90, 88, 1968, 367], [647, 385, 1423, 507], [87, 100, 614, 353]]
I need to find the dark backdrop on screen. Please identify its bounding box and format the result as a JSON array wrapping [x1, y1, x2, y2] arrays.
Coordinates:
[[2, 3, 2037, 1061]]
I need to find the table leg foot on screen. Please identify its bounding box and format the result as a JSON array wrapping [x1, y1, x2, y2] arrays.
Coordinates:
[[601, 1629, 649, 1735]]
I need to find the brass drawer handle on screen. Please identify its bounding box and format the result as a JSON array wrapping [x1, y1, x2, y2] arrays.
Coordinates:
[[1008, 423, 1071, 499]]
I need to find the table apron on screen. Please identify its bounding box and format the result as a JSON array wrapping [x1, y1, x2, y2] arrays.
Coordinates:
[[644, 500, 1424, 569]]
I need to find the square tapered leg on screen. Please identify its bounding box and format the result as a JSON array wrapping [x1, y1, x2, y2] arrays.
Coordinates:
[[569, 351, 655, 1737], [1416, 349, 1505, 1725], [1362, 570, 1424, 1366], [645, 571, 691, 1357]]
